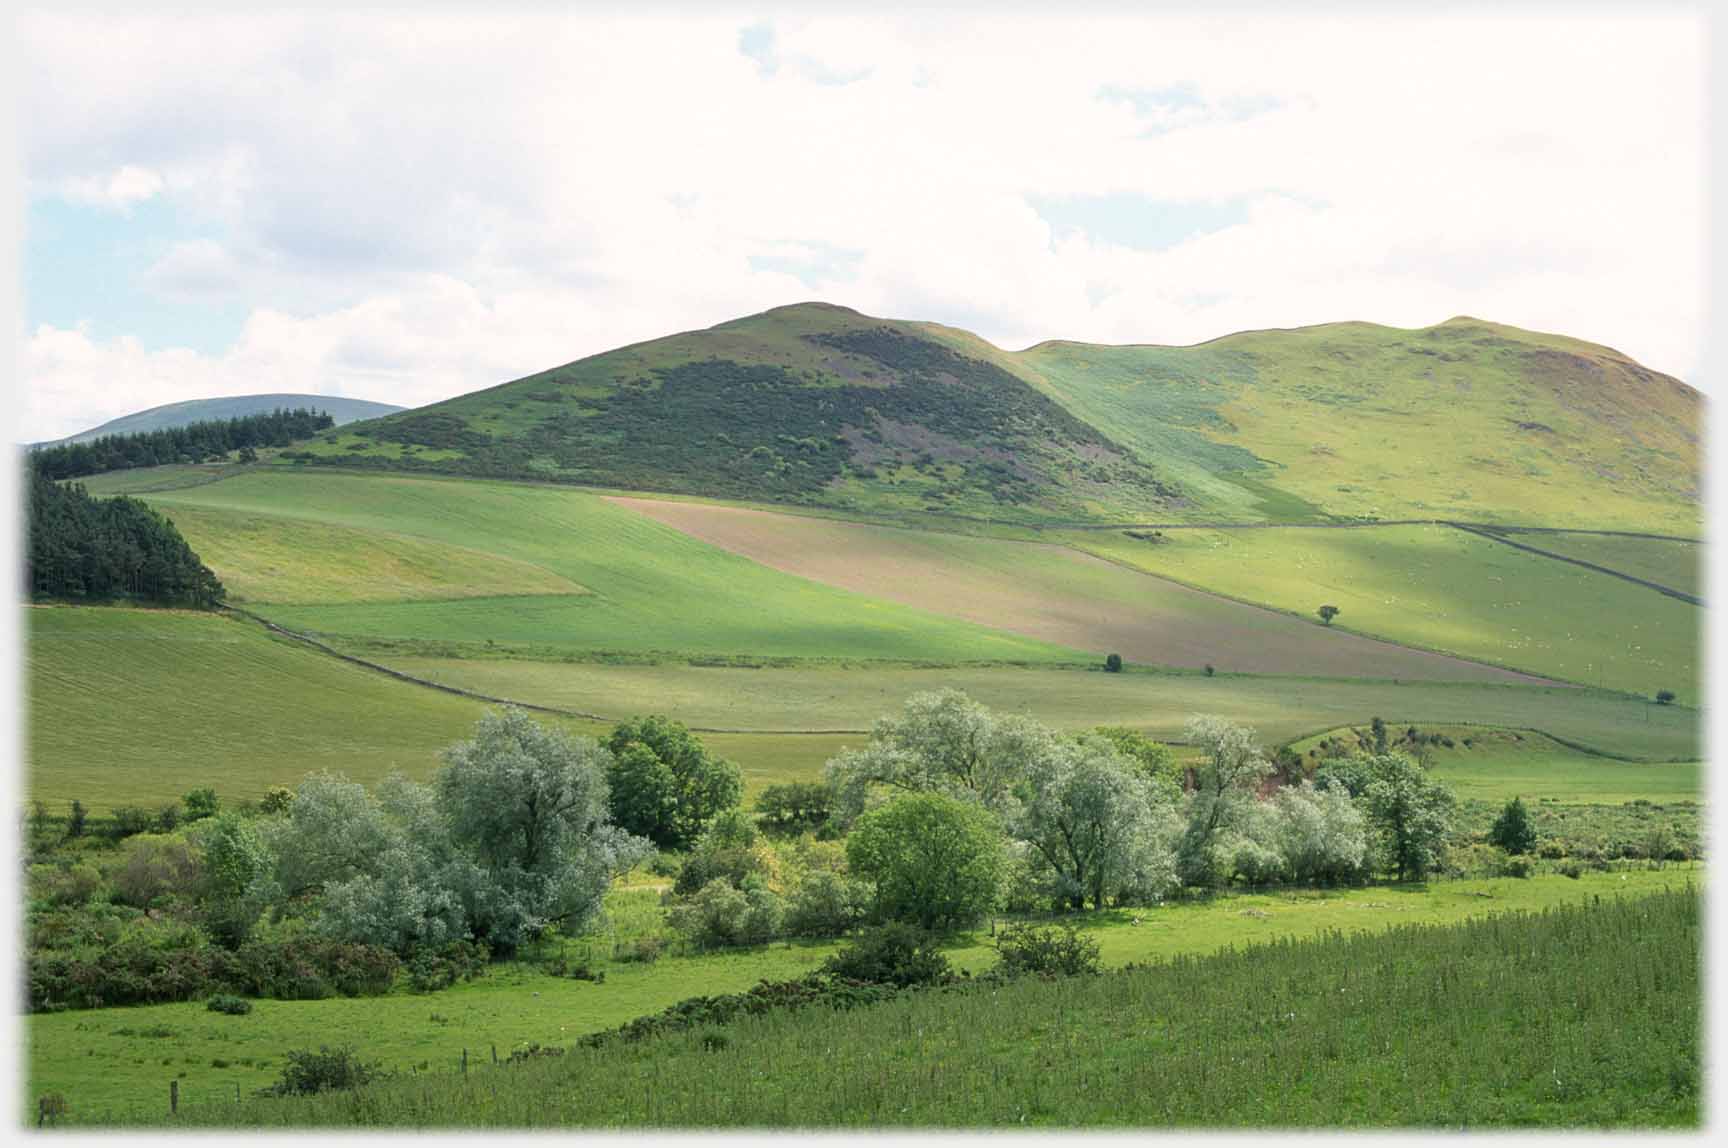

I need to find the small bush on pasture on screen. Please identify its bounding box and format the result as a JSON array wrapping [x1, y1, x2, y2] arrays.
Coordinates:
[[820, 922, 952, 987], [667, 880, 783, 949], [206, 993, 252, 1015], [784, 870, 870, 938], [107, 807, 153, 842], [992, 922, 1102, 978], [263, 1046, 388, 1096]]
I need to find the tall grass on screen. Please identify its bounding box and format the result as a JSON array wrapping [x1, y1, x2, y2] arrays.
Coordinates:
[[101, 888, 1698, 1129]]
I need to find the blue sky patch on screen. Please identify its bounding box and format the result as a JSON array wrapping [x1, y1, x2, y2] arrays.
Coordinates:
[[25, 196, 247, 354], [1030, 193, 1251, 252]]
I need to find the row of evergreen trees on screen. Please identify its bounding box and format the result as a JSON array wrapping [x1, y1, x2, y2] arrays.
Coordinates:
[[26, 470, 224, 607], [30, 407, 336, 481]]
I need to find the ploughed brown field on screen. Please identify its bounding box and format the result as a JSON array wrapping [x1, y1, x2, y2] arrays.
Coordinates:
[[613, 497, 1555, 685]]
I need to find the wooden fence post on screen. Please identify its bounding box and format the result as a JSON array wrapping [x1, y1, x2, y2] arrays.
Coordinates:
[[462, 1048, 468, 1075], [491, 1044, 498, 1066], [170, 1079, 178, 1116]]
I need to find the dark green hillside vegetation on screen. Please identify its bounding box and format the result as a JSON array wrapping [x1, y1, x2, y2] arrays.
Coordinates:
[[306, 304, 1177, 522], [31, 407, 335, 481], [292, 303, 1698, 530], [25, 471, 223, 607], [42, 393, 401, 447], [119, 889, 1699, 1129]]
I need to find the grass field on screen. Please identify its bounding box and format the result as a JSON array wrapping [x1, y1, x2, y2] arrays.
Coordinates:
[[1292, 724, 1701, 804], [27, 870, 1695, 1122], [1070, 523, 1701, 696], [137, 470, 1083, 664], [617, 497, 1541, 683], [1498, 531, 1703, 598], [23, 604, 857, 809], [357, 658, 1700, 762]]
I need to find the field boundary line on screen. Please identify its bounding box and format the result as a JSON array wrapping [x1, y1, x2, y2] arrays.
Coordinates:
[[1451, 525, 1703, 606], [1280, 719, 1696, 765], [217, 605, 871, 735], [1064, 540, 1579, 690]]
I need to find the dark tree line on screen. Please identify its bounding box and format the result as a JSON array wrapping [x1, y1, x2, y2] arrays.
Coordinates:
[[26, 470, 224, 607], [30, 407, 336, 481]]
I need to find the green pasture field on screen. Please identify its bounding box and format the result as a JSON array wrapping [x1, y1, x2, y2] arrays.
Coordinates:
[[617, 496, 1533, 682], [1069, 522, 1701, 696], [1499, 531, 1702, 598], [24, 605, 851, 810], [356, 657, 1699, 762], [1292, 724, 1701, 804], [136, 470, 1081, 665], [26, 869, 1695, 1123]]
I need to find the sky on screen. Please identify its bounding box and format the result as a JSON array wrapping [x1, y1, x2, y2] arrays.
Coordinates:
[[11, 6, 1709, 442]]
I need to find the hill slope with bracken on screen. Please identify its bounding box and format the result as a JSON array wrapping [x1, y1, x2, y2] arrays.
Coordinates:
[[301, 304, 1700, 530]]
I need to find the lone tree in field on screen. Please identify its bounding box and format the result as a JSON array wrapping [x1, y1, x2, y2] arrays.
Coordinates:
[[1488, 796, 1538, 856], [1317, 604, 1340, 626], [1655, 689, 1677, 706], [1104, 653, 1123, 673]]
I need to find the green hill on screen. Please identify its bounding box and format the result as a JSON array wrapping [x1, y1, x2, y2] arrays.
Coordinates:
[[40, 394, 405, 447], [289, 304, 1699, 530]]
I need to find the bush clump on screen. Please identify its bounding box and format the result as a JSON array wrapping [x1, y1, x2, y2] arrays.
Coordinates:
[[819, 922, 952, 988], [991, 922, 1102, 978], [263, 1046, 388, 1096], [206, 993, 252, 1015]]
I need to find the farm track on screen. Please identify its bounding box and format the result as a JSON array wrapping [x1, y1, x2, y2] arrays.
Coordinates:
[[1453, 525, 1702, 606]]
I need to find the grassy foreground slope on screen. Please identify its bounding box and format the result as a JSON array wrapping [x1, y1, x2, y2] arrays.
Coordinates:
[[31, 873, 1694, 1123], [376, 658, 1699, 762], [1015, 317, 1700, 531], [1072, 523, 1701, 696], [92, 885, 1699, 1129], [140, 471, 1081, 664]]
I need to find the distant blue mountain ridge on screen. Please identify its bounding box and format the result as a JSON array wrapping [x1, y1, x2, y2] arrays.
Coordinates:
[[37, 393, 407, 447]]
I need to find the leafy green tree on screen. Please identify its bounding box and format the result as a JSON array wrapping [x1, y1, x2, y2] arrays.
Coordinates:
[[67, 799, 86, 839], [1176, 715, 1274, 888], [1270, 780, 1369, 884], [1104, 653, 1123, 673], [846, 792, 1006, 930], [1361, 754, 1455, 881], [604, 716, 742, 849], [183, 787, 220, 822], [1656, 689, 1677, 705], [1370, 716, 1389, 754], [755, 782, 834, 836], [1488, 796, 1538, 856], [1317, 604, 1340, 625], [824, 689, 1055, 823], [1012, 734, 1179, 909], [1091, 726, 1183, 795], [196, 813, 271, 946], [260, 786, 294, 816], [440, 709, 652, 950]]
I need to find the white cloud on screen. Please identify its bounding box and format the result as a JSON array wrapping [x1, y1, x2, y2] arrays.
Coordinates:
[[15, 9, 1708, 441], [59, 164, 163, 211]]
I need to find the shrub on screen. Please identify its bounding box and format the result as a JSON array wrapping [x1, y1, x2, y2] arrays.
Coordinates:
[[404, 940, 490, 993], [992, 922, 1101, 978], [108, 806, 153, 841], [183, 788, 220, 822], [672, 846, 773, 897], [260, 786, 295, 816], [155, 803, 182, 833], [67, 800, 86, 839], [1497, 853, 1534, 879], [755, 782, 835, 836], [1488, 797, 1538, 856], [111, 835, 202, 908], [264, 1046, 387, 1096], [819, 922, 952, 988], [206, 993, 252, 1015], [667, 880, 783, 949], [1104, 653, 1123, 673], [36, 862, 105, 907], [1559, 860, 1584, 879], [1655, 689, 1677, 705], [618, 935, 664, 964], [784, 870, 870, 938]]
